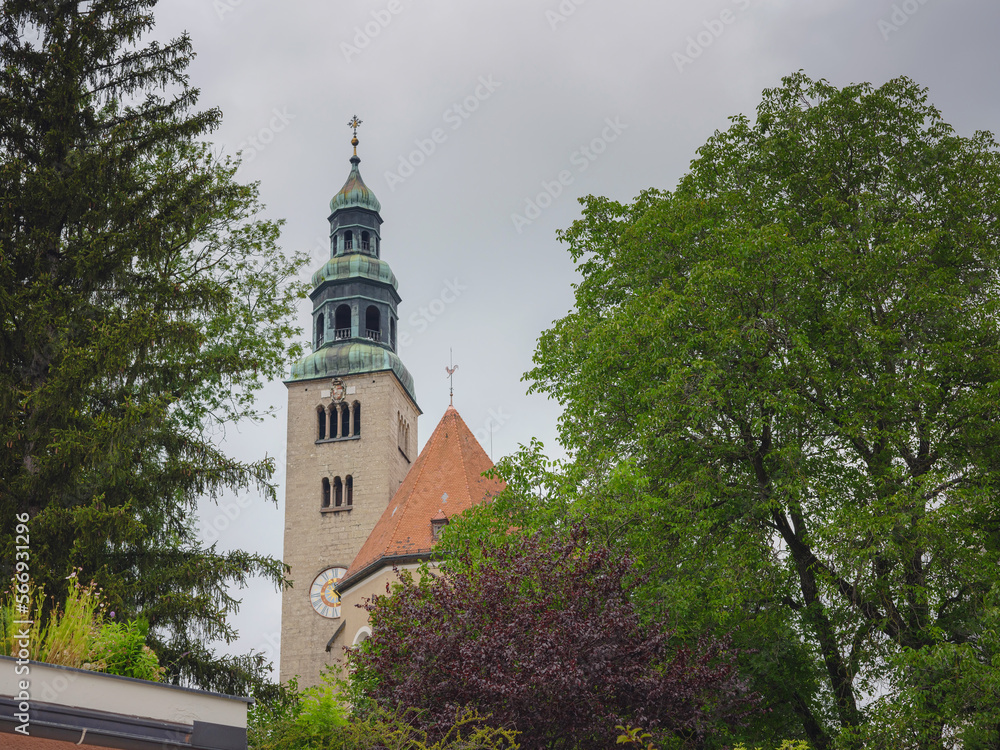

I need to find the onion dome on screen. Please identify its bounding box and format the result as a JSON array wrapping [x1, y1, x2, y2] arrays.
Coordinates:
[[311, 254, 397, 291], [330, 130, 381, 214]]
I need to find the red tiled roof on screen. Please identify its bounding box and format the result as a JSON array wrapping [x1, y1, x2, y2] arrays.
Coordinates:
[[0, 734, 81, 749], [342, 406, 503, 585]]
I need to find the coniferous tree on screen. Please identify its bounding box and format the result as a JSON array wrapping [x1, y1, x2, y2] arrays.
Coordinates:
[[0, 0, 306, 694]]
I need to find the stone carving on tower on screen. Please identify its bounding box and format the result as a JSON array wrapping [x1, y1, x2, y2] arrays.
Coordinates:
[[280, 119, 420, 687]]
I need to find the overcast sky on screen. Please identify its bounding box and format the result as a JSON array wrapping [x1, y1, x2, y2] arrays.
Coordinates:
[[146, 0, 1000, 675]]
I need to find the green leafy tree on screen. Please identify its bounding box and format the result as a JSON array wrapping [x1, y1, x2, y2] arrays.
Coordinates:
[[0, 0, 307, 694], [516, 73, 1000, 748]]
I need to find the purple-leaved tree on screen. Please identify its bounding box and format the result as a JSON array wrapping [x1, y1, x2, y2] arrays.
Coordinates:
[[349, 526, 757, 750]]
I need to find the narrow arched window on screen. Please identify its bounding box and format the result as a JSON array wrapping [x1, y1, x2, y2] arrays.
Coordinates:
[[316, 313, 325, 347], [390, 318, 396, 350], [365, 306, 380, 342], [321, 478, 331, 508], [335, 304, 351, 340], [334, 476, 343, 507], [344, 230, 353, 250], [346, 475, 353, 506], [361, 231, 370, 252], [317, 406, 326, 440], [353, 402, 361, 436], [341, 404, 350, 437]]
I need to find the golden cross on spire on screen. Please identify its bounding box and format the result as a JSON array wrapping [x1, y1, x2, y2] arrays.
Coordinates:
[[348, 115, 363, 156]]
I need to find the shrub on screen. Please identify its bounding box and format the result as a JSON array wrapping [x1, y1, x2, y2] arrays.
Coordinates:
[[350, 526, 756, 749], [1, 575, 163, 681]]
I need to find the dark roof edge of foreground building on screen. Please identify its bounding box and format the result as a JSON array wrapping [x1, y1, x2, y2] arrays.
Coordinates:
[[0, 655, 250, 750]]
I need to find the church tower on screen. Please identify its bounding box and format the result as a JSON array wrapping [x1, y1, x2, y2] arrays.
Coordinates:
[[280, 120, 420, 686]]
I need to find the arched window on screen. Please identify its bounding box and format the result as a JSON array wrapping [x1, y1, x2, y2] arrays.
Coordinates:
[[375, 237, 379, 258], [390, 318, 396, 350], [361, 231, 370, 252], [397, 414, 411, 459], [316, 313, 325, 347], [334, 477, 343, 507], [352, 627, 372, 645], [353, 402, 361, 436], [344, 230, 353, 250], [335, 304, 351, 340], [346, 475, 353, 506], [317, 406, 326, 440], [321, 478, 331, 508], [341, 404, 350, 437], [365, 306, 380, 342]]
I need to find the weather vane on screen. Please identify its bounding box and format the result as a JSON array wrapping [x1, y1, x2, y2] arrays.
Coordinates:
[[445, 349, 458, 407], [348, 115, 363, 156]]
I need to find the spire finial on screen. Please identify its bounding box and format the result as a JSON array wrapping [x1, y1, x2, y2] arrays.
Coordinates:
[[445, 349, 458, 407], [348, 115, 362, 157]]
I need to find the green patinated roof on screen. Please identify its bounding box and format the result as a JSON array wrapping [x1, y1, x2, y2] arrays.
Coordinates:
[[288, 341, 417, 404], [330, 157, 381, 214], [311, 254, 398, 291]]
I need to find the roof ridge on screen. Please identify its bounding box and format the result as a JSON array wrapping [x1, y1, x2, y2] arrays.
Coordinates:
[[374, 415, 438, 557], [395, 416, 438, 518], [340, 406, 503, 586], [452, 410, 472, 517]]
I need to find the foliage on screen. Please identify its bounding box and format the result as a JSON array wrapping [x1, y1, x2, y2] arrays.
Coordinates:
[[834, 585, 1000, 749], [0, 0, 307, 694], [89, 618, 165, 682], [351, 526, 756, 750], [1, 575, 163, 680], [248, 674, 348, 750], [518, 72, 1000, 748], [444, 444, 816, 746], [617, 725, 812, 750], [2, 576, 101, 666], [617, 725, 658, 749], [248, 674, 519, 750]]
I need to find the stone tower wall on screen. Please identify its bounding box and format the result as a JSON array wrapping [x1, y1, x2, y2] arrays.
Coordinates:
[[279, 370, 419, 686]]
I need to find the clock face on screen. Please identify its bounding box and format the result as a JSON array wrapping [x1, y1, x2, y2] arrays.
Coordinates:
[[310, 567, 347, 618]]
